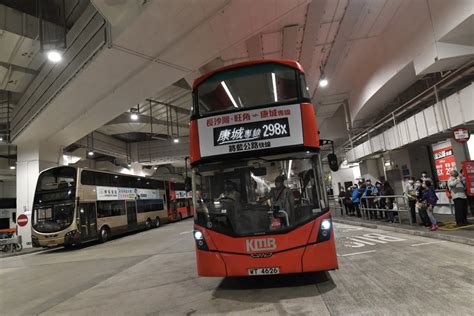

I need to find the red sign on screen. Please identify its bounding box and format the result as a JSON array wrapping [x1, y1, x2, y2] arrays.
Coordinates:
[[462, 160, 474, 196], [453, 128, 470, 143], [17, 214, 28, 227], [433, 146, 456, 182]]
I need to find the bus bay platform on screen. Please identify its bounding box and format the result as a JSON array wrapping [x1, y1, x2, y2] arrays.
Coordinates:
[[1, 218, 472, 315]]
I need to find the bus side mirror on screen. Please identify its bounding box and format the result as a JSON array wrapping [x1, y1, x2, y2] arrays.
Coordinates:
[[328, 153, 339, 172], [185, 177, 192, 191]]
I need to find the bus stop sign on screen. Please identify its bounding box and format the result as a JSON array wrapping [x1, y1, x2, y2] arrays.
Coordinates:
[[17, 214, 28, 227]]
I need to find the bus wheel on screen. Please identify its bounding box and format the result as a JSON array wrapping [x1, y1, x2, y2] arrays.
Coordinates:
[[155, 217, 161, 228], [99, 227, 110, 243], [145, 219, 152, 230]]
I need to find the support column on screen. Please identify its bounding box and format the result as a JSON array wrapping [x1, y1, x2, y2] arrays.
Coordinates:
[[16, 141, 63, 248]]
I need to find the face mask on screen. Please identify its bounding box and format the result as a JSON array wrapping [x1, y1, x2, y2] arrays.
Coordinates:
[[421, 174, 427, 178]]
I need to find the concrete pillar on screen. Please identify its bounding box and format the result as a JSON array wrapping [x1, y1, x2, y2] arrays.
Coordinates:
[[359, 159, 382, 182], [16, 141, 63, 248]]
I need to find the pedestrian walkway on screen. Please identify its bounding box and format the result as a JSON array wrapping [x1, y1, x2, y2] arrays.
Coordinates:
[[332, 212, 474, 246], [0, 246, 45, 259]]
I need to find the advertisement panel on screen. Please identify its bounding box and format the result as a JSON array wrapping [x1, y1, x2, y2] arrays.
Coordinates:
[[433, 146, 456, 181], [197, 104, 303, 157], [461, 160, 474, 196], [97, 187, 161, 201]]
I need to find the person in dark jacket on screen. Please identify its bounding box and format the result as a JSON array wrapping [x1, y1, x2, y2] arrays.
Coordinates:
[[363, 179, 378, 219], [375, 181, 384, 219], [421, 180, 439, 231], [415, 179, 431, 227], [381, 181, 395, 222]]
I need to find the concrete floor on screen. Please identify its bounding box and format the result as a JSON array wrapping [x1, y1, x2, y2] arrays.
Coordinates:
[[1, 219, 473, 315]]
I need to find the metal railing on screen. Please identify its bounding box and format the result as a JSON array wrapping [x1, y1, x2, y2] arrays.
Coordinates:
[[329, 193, 457, 226]]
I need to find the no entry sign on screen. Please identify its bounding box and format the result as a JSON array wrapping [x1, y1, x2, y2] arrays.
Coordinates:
[[17, 214, 28, 227]]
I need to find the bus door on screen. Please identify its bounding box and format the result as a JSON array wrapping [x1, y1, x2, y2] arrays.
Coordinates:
[[78, 203, 98, 240], [126, 201, 137, 227]]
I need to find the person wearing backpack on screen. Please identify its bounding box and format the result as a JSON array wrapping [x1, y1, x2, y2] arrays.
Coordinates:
[[415, 179, 431, 227], [448, 170, 468, 226], [421, 180, 439, 231]]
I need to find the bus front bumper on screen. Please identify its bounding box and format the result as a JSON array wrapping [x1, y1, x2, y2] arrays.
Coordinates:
[[196, 240, 338, 277]]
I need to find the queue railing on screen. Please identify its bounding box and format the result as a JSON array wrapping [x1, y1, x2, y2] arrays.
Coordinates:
[[359, 195, 411, 225]]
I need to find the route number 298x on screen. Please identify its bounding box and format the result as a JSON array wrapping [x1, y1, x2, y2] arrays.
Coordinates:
[[262, 123, 288, 137]]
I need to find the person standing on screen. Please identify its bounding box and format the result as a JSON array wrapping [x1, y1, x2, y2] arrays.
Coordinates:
[[405, 176, 417, 224], [375, 181, 384, 219], [421, 171, 432, 183], [421, 180, 439, 231], [345, 187, 355, 215], [381, 181, 395, 222], [415, 179, 431, 227], [363, 179, 378, 219], [352, 183, 362, 217], [448, 170, 468, 226], [338, 189, 346, 216]]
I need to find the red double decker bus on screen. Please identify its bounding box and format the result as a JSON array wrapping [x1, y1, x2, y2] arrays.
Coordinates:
[[167, 181, 194, 222], [189, 59, 338, 276]]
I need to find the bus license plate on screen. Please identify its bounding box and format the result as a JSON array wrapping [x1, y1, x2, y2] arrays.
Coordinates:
[[248, 267, 280, 275]]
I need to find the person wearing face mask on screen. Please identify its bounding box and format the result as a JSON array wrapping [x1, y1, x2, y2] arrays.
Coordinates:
[[448, 170, 468, 226], [259, 175, 295, 224], [421, 180, 439, 231], [415, 179, 430, 227], [363, 179, 378, 219], [405, 176, 417, 224], [420, 171, 432, 183]]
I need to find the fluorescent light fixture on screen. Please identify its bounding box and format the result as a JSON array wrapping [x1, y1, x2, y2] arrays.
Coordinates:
[[130, 113, 138, 120], [9, 165, 16, 170], [271, 72, 278, 102], [47, 50, 62, 63], [288, 160, 293, 179], [221, 81, 238, 108], [88, 151, 94, 156], [153, 166, 158, 170], [0, 137, 3, 141], [319, 77, 328, 87], [127, 163, 132, 168], [384, 160, 391, 167], [173, 138, 180, 143]]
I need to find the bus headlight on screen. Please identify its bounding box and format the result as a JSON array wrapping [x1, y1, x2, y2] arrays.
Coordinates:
[[194, 230, 203, 240], [317, 218, 332, 243], [321, 219, 331, 230], [193, 229, 208, 251]]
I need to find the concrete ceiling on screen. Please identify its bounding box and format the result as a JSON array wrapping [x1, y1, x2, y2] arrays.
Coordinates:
[[4, 0, 473, 167]]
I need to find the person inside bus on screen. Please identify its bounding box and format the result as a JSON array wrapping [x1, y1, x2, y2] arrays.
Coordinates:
[[258, 175, 295, 225], [218, 180, 241, 203]]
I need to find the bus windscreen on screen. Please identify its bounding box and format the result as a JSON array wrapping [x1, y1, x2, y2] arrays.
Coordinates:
[[196, 63, 298, 115]]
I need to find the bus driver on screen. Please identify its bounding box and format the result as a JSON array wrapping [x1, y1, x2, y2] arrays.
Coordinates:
[[259, 175, 295, 225]]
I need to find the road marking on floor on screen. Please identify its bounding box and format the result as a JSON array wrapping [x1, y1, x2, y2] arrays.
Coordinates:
[[410, 241, 447, 247], [344, 233, 406, 248], [179, 230, 193, 235], [338, 250, 376, 257]]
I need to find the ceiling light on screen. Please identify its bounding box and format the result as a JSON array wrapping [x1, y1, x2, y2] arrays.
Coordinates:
[[319, 76, 328, 87], [153, 166, 158, 170], [9, 164, 16, 170], [130, 113, 138, 120], [47, 50, 62, 63], [88, 151, 94, 156], [0, 137, 3, 141], [128, 163, 132, 168], [173, 138, 180, 143]]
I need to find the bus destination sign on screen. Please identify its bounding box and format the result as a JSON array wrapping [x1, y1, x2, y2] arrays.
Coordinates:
[[198, 104, 303, 157]]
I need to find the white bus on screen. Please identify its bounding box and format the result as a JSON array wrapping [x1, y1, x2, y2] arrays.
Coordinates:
[[32, 166, 169, 248]]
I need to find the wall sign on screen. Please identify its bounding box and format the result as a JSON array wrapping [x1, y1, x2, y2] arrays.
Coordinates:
[[198, 104, 303, 157], [453, 128, 470, 143], [433, 146, 456, 181]]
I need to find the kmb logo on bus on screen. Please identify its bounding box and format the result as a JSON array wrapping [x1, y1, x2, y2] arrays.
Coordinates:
[[246, 238, 277, 252]]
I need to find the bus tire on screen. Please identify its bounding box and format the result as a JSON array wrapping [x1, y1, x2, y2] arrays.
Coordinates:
[[99, 226, 110, 243], [145, 218, 152, 230], [155, 217, 161, 228]]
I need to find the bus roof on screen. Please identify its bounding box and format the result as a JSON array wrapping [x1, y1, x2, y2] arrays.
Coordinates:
[[192, 59, 305, 90]]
